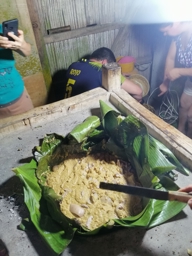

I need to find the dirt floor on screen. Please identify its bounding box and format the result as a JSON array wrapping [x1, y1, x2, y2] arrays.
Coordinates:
[[0, 108, 192, 256]]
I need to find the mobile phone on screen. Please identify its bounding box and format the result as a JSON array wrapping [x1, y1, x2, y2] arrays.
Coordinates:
[[2, 19, 18, 41]]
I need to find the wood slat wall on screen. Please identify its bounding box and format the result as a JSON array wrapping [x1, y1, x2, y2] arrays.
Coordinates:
[[35, 0, 131, 34], [45, 29, 120, 73], [31, 0, 153, 84]]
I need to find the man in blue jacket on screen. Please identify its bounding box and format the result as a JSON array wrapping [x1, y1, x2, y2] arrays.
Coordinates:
[[64, 47, 143, 102]]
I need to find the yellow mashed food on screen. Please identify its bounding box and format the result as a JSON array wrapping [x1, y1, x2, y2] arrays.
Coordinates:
[[45, 152, 142, 231]]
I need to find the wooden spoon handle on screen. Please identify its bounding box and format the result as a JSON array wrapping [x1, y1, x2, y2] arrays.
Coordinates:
[[168, 191, 192, 203]]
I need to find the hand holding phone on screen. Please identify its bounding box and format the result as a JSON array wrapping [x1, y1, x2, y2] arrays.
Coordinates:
[[2, 19, 18, 41]]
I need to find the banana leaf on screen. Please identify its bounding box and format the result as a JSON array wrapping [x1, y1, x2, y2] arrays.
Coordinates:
[[151, 137, 189, 176], [13, 100, 188, 255], [13, 160, 76, 255], [68, 116, 101, 143]]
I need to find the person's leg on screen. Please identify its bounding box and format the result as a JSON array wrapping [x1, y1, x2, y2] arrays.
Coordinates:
[[178, 92, 192, 134], [178, 78, 192, 135], [181, 79, 192, 137]]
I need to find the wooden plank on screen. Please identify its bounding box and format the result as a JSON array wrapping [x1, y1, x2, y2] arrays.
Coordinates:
[[25, 0, 43, 56], [25, 0, 52, 87], [0, 88, 109, 137], [44, 23, 126, 44], [102, 63, 121, 92], [110, 89, 192, 170]]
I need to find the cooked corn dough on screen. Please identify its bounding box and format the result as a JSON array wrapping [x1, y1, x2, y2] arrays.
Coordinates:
[[46, 152, 142, 231]]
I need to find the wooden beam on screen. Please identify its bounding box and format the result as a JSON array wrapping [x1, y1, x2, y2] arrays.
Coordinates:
[[25, 0, 44, 62], [110, 89, 192, 170], [44, 23, 126, 44], [102, 63, 121, 92], [0, 88, 109, 137], [25, 0, 52, 88]]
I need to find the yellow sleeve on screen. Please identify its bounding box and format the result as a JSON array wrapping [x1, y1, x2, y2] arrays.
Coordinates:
[[121, 75, 126, 85]]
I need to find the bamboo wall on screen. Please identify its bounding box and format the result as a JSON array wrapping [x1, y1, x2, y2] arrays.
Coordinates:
[[36, 0, 131, 32], [33, 0, 154, 81]]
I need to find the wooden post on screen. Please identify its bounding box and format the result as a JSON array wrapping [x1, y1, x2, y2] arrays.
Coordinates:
[[26, 0, 52, 90], [102, 63, 121, 92]]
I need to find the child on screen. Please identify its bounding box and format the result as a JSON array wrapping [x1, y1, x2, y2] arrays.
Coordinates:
[[158, 22, 192, 138]]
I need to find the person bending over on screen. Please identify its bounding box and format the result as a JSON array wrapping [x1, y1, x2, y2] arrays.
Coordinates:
[[64, 47, 143, 102]]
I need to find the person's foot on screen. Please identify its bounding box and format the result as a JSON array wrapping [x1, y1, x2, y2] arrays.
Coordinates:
[[0, 240, 8, 256]]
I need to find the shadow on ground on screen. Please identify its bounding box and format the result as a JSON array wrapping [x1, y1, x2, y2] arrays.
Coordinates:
[[0, 176, 57, 256]]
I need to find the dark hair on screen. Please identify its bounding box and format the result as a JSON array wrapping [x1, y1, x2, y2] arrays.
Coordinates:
[[90, 47, 116, 63]]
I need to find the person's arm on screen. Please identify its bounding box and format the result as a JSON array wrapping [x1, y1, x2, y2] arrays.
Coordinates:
[[172, 67, 192, 78], [178, 185, 192, 209], [158, 39, 176, 96], [164, 40, 176, 79], [0, 29, 31, 57], [121, 77, 143, 102]]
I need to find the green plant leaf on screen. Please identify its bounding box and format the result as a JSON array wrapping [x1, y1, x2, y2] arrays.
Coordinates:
[[152, 137, 189, 176], [69, 116, 101, 143], [13, 161, 76, 254]]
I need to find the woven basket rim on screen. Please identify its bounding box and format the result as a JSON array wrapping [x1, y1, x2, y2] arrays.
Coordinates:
[[129, 74, 150, 97]]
